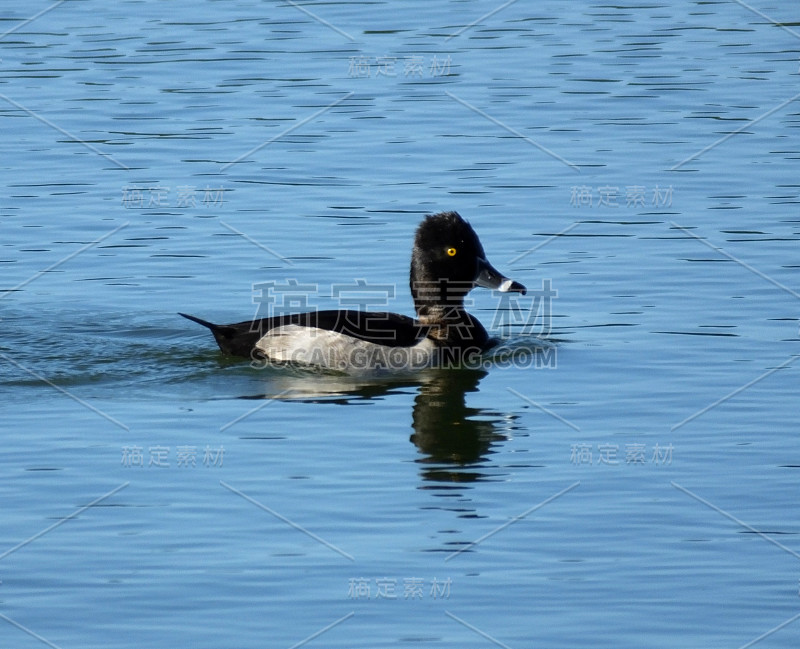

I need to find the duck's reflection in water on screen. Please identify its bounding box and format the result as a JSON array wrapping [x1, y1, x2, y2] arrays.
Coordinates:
[[259, 366, 516, 485], [246, 367, 520, 554], [410, 369, 513, 483]]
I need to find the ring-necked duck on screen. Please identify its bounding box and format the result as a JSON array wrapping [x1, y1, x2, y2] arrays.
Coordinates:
[[180, 211, 526, 371]]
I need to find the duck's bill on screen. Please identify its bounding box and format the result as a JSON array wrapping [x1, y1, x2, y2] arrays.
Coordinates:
[[475, 257, 527, 295]]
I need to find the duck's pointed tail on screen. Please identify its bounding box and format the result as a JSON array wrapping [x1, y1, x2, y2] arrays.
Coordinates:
[[179, 312, 220, 331], [179, 312, 257, 357]]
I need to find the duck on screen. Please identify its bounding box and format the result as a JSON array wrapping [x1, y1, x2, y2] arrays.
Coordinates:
[[180, 211, 526, 372]]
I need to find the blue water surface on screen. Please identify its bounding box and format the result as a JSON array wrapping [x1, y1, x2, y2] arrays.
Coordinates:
[[2, 1, 799, 647]]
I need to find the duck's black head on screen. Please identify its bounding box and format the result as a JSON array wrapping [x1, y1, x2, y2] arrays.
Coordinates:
[[410, 211, 526, 320]]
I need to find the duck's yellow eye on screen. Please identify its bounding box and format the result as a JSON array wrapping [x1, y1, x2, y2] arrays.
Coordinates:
[[446, 247, 457, 257]]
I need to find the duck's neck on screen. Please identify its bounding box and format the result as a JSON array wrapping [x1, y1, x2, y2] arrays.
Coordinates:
[[411, 277, 470, 317], [415, 304, 489, 349], [411, 275, 490, 347]]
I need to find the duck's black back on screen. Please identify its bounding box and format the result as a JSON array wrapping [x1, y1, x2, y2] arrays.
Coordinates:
[[180, 310, 430, 358]]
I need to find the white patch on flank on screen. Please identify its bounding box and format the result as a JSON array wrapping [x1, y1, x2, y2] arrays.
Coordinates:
[[254, 325, 438, 372]]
